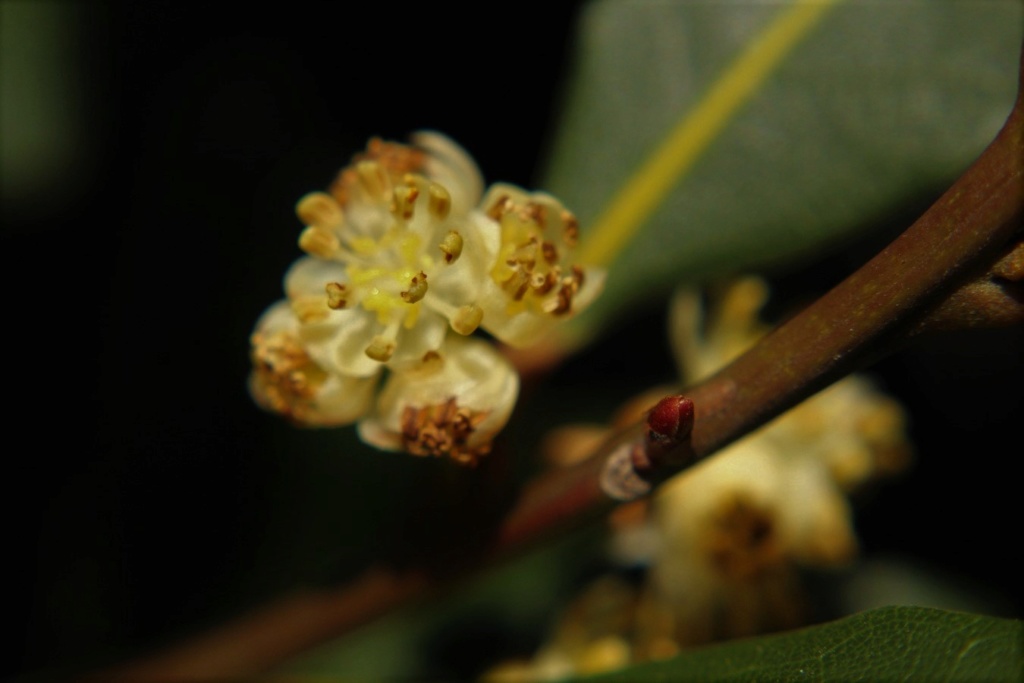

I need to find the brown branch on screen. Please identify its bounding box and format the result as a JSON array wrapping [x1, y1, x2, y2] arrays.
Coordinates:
[[95, 44, 1024, 683]]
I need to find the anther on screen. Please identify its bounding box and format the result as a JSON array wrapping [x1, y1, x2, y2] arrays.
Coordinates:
[[524, 201, 546, 228], [298, 226, 340, 258], [428, 183, 451, 220], [562, 211, 579, 247], [392, 185, 419, 220], [296, 192, 344, 229], [365, 336, 396, 362], [420, 350, 444, 372], [451, 304, 483, 335], [502, 269, 531, 301], [356, 160, 388, 199], [325, 282, 349, 309], [530, 272, 556, 295], [486, 195, 511, 220], [291, 296, 329, 323], [511, 238, 539, 269], [541, 240, 559, 265], [543, 284, 573, 315], [400, 272, 429, 304], [571, 265, 585, 288], [439, 231, 463, 264]]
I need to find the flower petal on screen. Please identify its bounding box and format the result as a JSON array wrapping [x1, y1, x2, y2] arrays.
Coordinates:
[[357, 335, 519, 465], [248, 301, 378, 426], [411, 130, 484, 215]]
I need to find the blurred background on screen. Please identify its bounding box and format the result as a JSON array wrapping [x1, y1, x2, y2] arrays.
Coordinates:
[[4, 1, 1021, 679]]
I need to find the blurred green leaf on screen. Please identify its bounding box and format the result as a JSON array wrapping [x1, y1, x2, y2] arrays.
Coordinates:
[[581, 606, 1023, 682], [544, 0, 1022, 341]]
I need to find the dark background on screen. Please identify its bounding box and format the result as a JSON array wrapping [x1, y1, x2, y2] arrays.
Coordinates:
[[5, 1, 1021, 679]]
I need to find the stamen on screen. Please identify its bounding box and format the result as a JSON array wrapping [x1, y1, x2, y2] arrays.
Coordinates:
[[291, 296, 329, 323], [400, 272, 429, 304], [365, 335, 396, 362], [543, 283, 574, 316], [439, 231, 463, 264], [502, 268, 531, 301], [524, 201, 546, 228], [296, 192, 345, 229], [399, 398, 491, 466], [530, 271, 557, 295], [512, 238, 539, 269], [391, 185, 419, 220], [325, 282, 349, 310], [562, 211, 579, 247], [451, 304, 484, 335], [298, 226, 341, 259], [420, 350, 444, 373], [428, 183, 451, 220], [356, 160, 389, 200], [541, 240, 559, 265], [250, 329, 330, 424], [486, 194, 512, 220]]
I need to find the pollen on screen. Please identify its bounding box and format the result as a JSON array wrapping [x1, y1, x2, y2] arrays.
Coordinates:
[[400, 397, 491, 466], [700, 495, 783, 581], [326, 282, 349, 309], [250, 329, 327, 423], [400, 272, 429, 304], [501, 268, 531, 301], [355, 160, 389, 200], [365, 336, 396, 362], [439, 230, 463, 264], [428, 183, 451, 220], [482, 185, 597, 321], [291, 296, 330, 323], [452, 304, 484, 335], [296, 192, 345, 230], [541, 240, 559, 265], [562, 211, 579, 247], [298, 225, 341, 259], [392, 184, 419, 220]]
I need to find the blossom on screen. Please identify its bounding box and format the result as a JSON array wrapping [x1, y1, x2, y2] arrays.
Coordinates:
[[248, 132, 604, 463], [358, 335, 519, 466], [248, 301, 378, 426], [483, 276, 911, 677], [640, 277, 911, 647], [284, 134, 604, 377], [468, 184, 606, 346], [284, 132, 493, 375]]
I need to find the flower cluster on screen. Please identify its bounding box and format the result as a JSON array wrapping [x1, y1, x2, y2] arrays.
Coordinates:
[[484, 277, 910, 680], [249, 133, 604, 465]]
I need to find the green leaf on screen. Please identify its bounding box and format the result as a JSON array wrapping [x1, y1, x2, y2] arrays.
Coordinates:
[[580, 606, 1023, 682], [543, 0, 1023, 342]]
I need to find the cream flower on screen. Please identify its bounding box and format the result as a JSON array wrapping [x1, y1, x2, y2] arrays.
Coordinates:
[[285, 133, 495, 375], [466, 184, 606, 347], [482, 276, 912, 677], [284, 134, 604, 379], [357, 335, 518, 466], [249, 132, 604, 463], [248, 301, 378, 426]]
